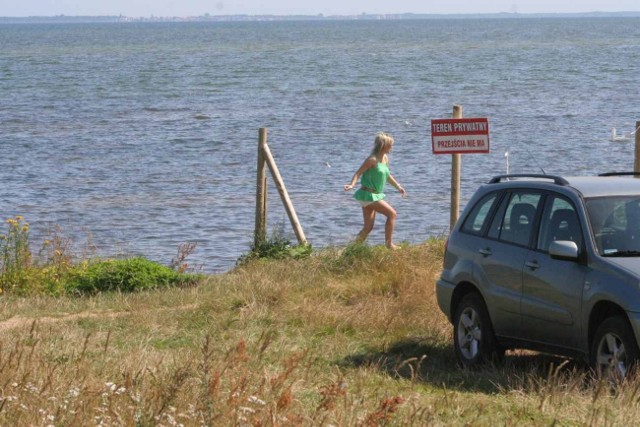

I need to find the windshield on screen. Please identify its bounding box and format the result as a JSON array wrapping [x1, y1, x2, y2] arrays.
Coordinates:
[[586, 196, 640, 257]]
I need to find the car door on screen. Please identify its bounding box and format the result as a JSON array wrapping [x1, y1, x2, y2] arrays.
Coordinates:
[[520, 194, 587, 349], [476, 191, 543, 339]]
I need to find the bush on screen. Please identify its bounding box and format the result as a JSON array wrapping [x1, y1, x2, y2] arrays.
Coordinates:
[[0, 216, 32, 294], [67, 257, 200, 294], [0, 216, 204, 296], [237, 232, 312, 265]]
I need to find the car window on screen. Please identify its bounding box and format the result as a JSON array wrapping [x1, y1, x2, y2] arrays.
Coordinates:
[[537, 196, 582, 252], [488, 192, 542, 247], [587, 196, 640, 255], [460, 192, 498, 235]]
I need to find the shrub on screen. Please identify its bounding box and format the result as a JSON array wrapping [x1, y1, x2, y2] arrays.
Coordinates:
[[237, 230, 312, 265], [0, 216, 32, 294], [67, 257, 200, 294], [0, 216, 203, 296]]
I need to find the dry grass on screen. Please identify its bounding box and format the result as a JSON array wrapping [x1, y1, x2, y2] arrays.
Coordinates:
[[2, 240, 640, 425]]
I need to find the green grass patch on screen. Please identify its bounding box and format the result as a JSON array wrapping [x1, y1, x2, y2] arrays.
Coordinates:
[[237, 228, 313, 264], [67, 257, 200, 294], [0, 217, 204, 296]]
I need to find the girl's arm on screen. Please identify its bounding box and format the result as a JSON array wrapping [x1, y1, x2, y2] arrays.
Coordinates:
[[344, 157, 376, 191], [387, 174, 407, 197]]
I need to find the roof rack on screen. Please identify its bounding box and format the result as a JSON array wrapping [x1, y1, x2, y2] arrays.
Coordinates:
[[488, 174, 569, 185], [598, 172, 640, 177]]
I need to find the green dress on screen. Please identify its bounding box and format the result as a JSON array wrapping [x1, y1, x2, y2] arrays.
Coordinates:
[[354, 160, 390, 203]]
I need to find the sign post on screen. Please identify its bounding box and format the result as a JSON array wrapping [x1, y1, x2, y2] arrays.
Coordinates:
[[431, 106, 490, 232], [451, 106, 462, 232], [635, 120, 640, 174]]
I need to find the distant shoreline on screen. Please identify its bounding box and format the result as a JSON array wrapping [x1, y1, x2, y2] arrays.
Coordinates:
[[1, 11, 640, 24]]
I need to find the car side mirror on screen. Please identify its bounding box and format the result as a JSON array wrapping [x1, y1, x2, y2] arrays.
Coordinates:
[[549, 240, 579, 261]]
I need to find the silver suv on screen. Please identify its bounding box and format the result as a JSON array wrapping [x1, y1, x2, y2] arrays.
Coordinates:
[[436, 172, 640, 379]]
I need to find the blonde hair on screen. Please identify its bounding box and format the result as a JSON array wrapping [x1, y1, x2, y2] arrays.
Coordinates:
[[371, 132, 394, 156]]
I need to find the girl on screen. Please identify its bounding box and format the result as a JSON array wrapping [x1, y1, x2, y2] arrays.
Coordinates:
[[344, 132, 406, 249]]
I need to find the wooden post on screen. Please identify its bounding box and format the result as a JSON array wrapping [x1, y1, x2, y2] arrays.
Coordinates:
[[450, 104, 462, 232], [263, 143, 307, 245], [635, 121, 640, 174], [254, 128, 267, 247]]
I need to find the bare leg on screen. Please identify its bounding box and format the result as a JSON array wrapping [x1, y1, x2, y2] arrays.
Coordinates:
[[370, 200, 398, 249], [356, 205, 376, 243]]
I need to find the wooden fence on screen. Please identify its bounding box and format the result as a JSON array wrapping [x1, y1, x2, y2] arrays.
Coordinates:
[[254, 128, 306, 247]]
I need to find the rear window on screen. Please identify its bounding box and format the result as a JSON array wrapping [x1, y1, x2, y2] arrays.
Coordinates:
[[460, 192, 499, 235]]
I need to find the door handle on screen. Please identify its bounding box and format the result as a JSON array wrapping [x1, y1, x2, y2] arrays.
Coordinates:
[[479, 248, 492, 257], [525, 261, 540, 270]]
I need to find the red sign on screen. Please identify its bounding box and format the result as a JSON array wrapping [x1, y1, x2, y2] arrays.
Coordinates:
[[431, 118, 490, 154]]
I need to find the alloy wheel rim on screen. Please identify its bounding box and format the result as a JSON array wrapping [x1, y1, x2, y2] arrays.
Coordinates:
[[457, 307, 482, 360], [597, 332, 627, 379]]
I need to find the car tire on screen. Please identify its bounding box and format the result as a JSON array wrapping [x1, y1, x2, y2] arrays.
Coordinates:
[[453, 292, 502, 368], [591, 316, 640, 381]]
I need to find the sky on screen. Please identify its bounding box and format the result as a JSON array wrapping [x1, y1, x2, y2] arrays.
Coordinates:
[[1, 0, 639, 18]]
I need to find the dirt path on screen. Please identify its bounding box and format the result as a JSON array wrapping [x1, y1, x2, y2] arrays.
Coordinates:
[[0, 304, 198, 333], [0, 310, 125, 332]]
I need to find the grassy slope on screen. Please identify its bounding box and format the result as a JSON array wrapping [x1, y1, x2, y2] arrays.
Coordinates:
[[0, 240, 638, 425]]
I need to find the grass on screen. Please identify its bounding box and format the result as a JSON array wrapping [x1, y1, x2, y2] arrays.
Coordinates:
[[0, 216, 201, 296], [1, 239, 640, 425]]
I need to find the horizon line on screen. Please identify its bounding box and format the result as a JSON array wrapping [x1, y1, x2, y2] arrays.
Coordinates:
[[2, 10, 640, 19]]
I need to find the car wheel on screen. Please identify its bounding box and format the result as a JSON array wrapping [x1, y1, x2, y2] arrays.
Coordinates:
[[453, 292, 501, 368], [591, 316, 640, 381]]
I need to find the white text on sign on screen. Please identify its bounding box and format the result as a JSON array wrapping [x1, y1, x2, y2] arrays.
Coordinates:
[[430, 118, 490, 154]]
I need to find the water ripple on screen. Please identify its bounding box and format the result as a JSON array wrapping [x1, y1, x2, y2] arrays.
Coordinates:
[[1, 18, 638, 271]]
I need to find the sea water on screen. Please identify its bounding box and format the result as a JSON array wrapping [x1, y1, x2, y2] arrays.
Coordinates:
[[1, 18, 639, 271]]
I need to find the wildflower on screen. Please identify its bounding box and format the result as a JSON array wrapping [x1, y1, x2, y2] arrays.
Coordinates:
[[15, 215, 23, 221], [161, 414, 181, 426], [248, 396, 266, 405]]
